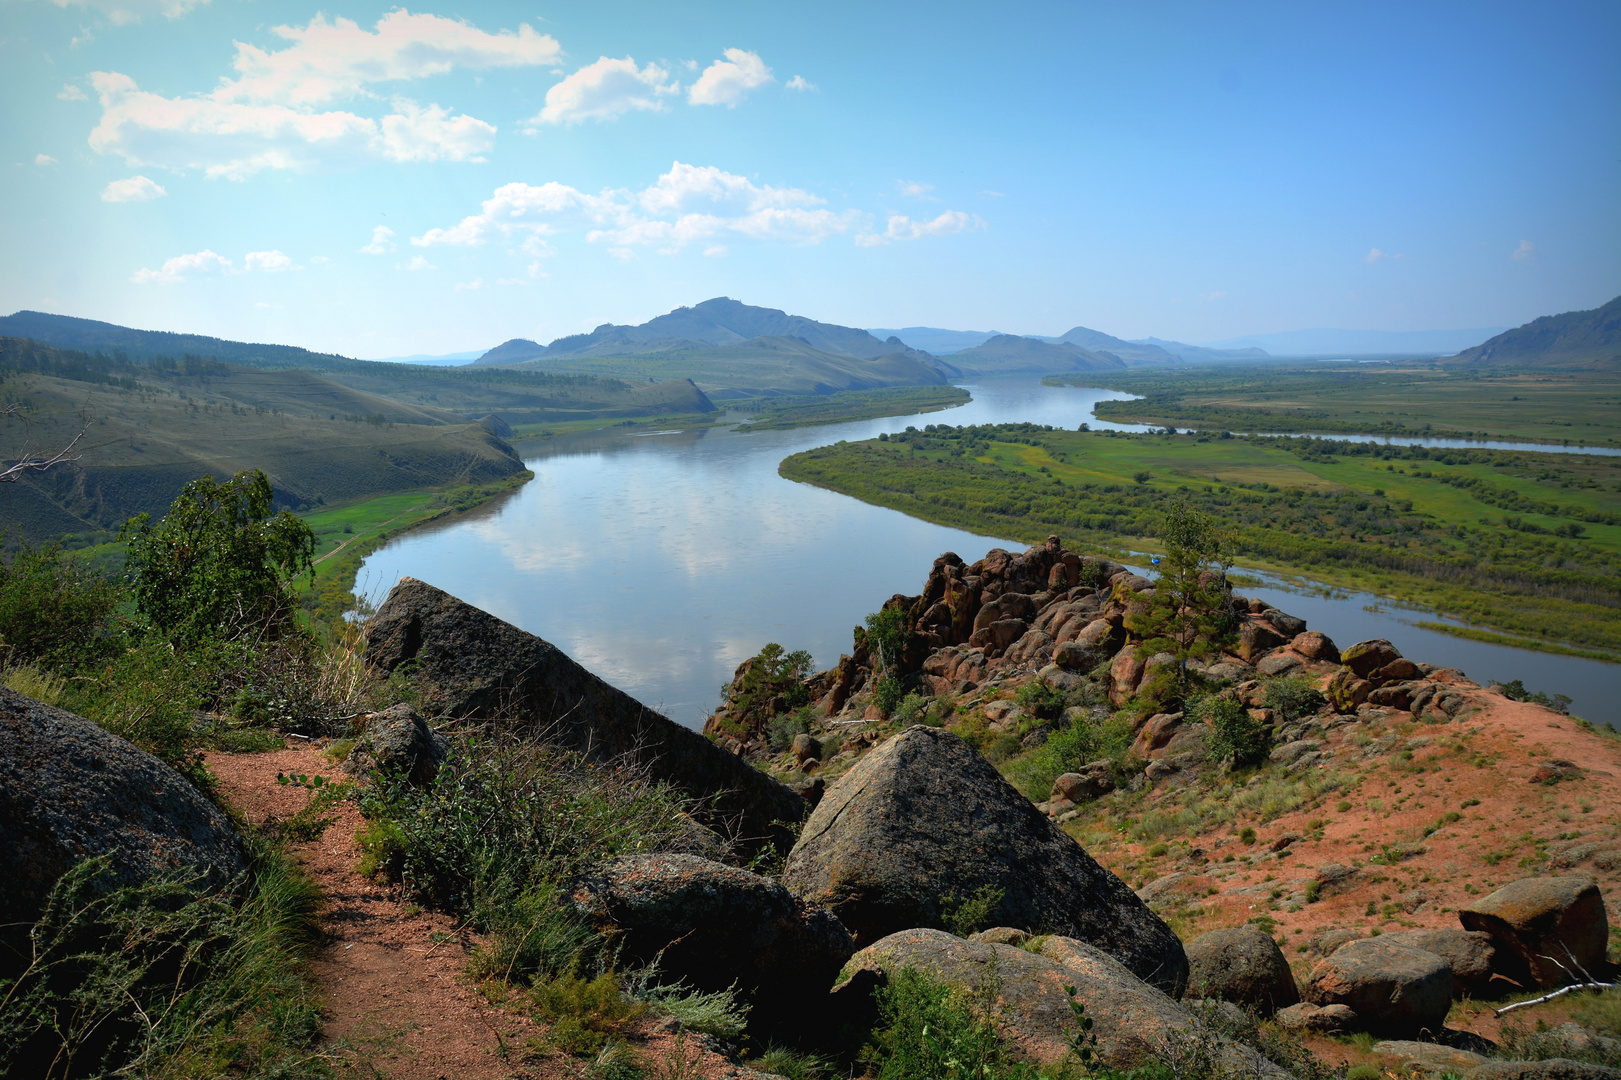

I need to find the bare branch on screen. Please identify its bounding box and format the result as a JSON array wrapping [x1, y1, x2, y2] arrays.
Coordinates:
[[1494, 982, 1616, 1016], [0, 405, 89, 483]]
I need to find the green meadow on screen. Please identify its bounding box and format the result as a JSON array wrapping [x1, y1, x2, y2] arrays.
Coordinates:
[[781, 424, 1621, 659], [732, 385, 971, 430]]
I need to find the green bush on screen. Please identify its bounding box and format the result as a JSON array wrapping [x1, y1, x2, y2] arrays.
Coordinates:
[[939, 884, 1005, 937], [865, 967, 1015, 1080], [873, 674, 906, 717], [1015, 679, 1067, 721], [766, 707, 812, 752], [531, 971, 646, 1057], [1195, 695, 1272, 767], [1263, 678, 1326, 726], [635, 980, 750, 1040], [0, 540, 128, 671], [749, 1046, 833, 1080]]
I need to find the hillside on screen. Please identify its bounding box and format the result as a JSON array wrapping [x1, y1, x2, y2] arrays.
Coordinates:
[[0, 310, 359, 371], [867, 327, 1003, 355], [536, 296, 903, 360], [1135, 337, 1271, 362], [1048, 325, 1179, 365], [1450, 296, 1621, 369], [948, 334, 1128, 375]]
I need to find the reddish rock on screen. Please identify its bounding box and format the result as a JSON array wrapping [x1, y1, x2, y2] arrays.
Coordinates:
[[1132, 712, 1185, 759], [1459, 877, 1609, 989], [1109, 646, 1145, 706], [1290, 631, 1340, 662], [1342, 638, 1402, 678], [1238, 620, 1288, 662]]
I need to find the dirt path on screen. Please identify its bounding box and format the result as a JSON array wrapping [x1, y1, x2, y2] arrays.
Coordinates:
[[207, 742, 760, 1080]]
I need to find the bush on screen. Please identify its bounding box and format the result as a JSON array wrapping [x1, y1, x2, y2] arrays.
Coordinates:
[[766, 707, 812, 752], [1195, 695, 1272, 767], [1263, 678, 1325, 726], [873, 674, 906, 717], [531, 971, 646, 1057], [939, 884, 1005, 937], [1015, 679, 1067, 721], [864, 967, 1012, 1080], [635, 980, 750, 1040], [0, 541, 127, 671]]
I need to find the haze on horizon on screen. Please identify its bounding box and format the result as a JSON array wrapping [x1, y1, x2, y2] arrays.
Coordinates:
[[2, 0, 1617, 359]]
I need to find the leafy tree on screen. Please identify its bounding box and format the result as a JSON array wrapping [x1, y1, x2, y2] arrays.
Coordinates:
[[863, 605, 910, 715], [1126, 499, 1238, 707], [121, 470, 315, 645], [1195, 695, 1272, 767], [0, 540, 127, 670]]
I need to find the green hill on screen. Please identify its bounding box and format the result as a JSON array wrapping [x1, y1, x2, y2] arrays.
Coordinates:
[[947, 334, 1127, 375], [1449, 295, 1621, 368]]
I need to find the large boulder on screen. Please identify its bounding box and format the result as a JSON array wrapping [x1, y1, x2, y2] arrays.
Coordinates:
[[833, 929, 1288, 1076], [1468, 1063, 1621, 1080], [1378, 928, 1501, 999], [1303, 938, 1453, 1036], [1342, 639, 1402, 679], [365, 578, 805, 854], [345, 703, 448, 787], [1459, 877, 1609, 989], [1184, 926, 1300, 1013], [0, 687, 247, 969], [569, 854, 853, 1034], [782, 727, 1187, 995]]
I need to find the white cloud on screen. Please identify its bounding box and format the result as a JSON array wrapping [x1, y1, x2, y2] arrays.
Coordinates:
[[882, 209, 982, 240], [688, 49, 773, 107], [87, 12, 557, 178], [607, 247, 636, 261], [254, 301, 282, 308], [49, 0, 209, 26], [399, 255, 435, 271], [35, 154, 58, 166], [132, 248, 230, 284], [101, 174, 166, 202], [1365, 247, 1406, 263], [413, 161, 856, 256], [1512, 239, 1535, 261], [785, 75, 816, 92], [454, 277, 483, 291], [897, 180, 936, 200], [703, 244, 728, 257], [309, 255, 331, 264], [360, 225, 395, 254], [58, 84, 88, 101], [527, 56, 678, 127], [245, 249, 293, 272]]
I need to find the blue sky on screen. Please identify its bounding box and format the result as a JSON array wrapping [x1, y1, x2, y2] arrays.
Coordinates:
[[2, 0, 1617, 358]]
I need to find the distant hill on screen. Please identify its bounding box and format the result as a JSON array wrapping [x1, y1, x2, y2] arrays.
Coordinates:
[[1132, 337, 1269, 362], [541, 297, 901, 360], [1043, 326, 1178, 365], [1449, 296, 1621, 369], [0, 310, 360, 371], [477, 339, 548, 365], [1204, 326, 1507, 356], [867, 327, 1002, 355], [947, 335, 1126, 376]]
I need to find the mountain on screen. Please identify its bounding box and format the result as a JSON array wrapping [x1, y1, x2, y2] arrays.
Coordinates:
[[1044, 326, 1178, 365], [1449, 296, 1621, 369], [477, 338, 549, 365], [866, 327, 1003, 355], [1204, 327, 1507, 356], [369, 350, 485, 366], [0, 310, 359, 371], [542, 297, 900, 360], [946, 334, 1126, 376], [1132, 337, 1269, 362]]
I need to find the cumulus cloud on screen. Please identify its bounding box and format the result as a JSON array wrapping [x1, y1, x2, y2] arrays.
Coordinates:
[[453, 277, 482, 291], [1365, 247, 1406, 263], [245, 249, 294, 271], [87, 11, 557, 178], [399, 255, 435, 271], [360, 225, 396, 254], [412, 161, 858, 256], [309, 255, 331, 264], [785, 75, 816, 92], [688, 49, 773, 107], [49, 0, 209, 26], [897, 180, 936, 200], [527, 57, 678, 127], [35, 154, 58, 166], [703, 244, 728, 257], [132, 249, 230, 284], [101, 175, 166, 201], [1512, 239, 1535, 261], [879, 209, 982, 241], [58, 84, 88, 101]]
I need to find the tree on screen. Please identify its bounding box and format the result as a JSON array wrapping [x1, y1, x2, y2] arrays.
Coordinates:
[[121, 470, 315, 645], [1125, 499, 1237, 707], [863, 605, 911, 715]]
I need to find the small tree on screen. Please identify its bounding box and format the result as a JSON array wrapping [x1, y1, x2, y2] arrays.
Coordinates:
[[863, 605, 910, 715], [121, 470, 315, 646], [1125, 499, 1237, 707]]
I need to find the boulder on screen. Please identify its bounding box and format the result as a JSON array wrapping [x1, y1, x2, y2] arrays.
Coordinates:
[[1053, 640, 1098, 670], [569, 854, 854, 1033], [1109, 646, 1145, 705], [365, 578, 806, 854], [1184, 926, 1300, 1012], [1468, 1063, 1621, 1080], [833, 929, 1287, 1076], [1459, 877, 1609, 989], [1291, 631, 1340, 662], [1327, 669, 1373, 713], [1257, 653, 1303, 677], [0, 687, 247, 970], [1377, 928, 1501, 999], [1303, 938, 1453, 1035], [1263, 610, 1308, 638], [783, 727, 1187, 995], [1275, 1001, 1358, 1032], [1052, 763, 1115, 804], [1342, 639, 1403, 678], [1238, 621, 1288, 663], [1374, 1040, 1489, 1074], [1133, 712, 1185, 759], [792, 732, 821, 764], [346, 703, 449, 787]]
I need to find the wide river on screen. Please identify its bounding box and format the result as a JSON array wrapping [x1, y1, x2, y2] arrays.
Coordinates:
[[361, 379, 1621, 728]]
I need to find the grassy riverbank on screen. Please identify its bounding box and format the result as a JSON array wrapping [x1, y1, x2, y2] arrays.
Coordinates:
[[780, 424, 1621, 660], [1046, 363, 1621, 447], [731, 385, 971, 430]]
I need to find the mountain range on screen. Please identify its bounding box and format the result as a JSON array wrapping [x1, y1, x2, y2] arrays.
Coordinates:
[[1205, 326, 1508, 356]]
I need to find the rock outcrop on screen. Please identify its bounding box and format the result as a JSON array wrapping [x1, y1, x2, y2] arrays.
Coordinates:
[[782, 726, 1188, 995], [365, 578, 806, 853], [1377, 928, 1502, 999], [1184, 925, 1300, 1013], [1302, 938, 1453, 1036], [1459, 877, 1609, 989]]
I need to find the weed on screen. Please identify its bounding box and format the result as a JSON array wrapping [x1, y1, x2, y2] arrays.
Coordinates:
[[940, 884, 1006, 937], [531, 972, 646, 1057], [749, 1046, 833, 1080], [632, 979, 750, 1040]]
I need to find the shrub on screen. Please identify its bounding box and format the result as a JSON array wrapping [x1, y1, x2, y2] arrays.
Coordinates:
[[0, 541, 127, 671], [1195, 695, 1272, 767], [1015, 679, 1067, 721], [864, 967, 1010, 1080], [766, 707, 812, 752], [749, 1046, 833, 1080], [1263, 678, 1326, 726], [531, 972, 646, 1057], [939, 884, 1005, 937], [873, 674, 906, 717], [634, 980, 749, 1040]]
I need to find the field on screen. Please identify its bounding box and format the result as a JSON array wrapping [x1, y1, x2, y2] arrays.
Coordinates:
[[780, 424, 1621, 659], [1048, 363, 1621, 447]]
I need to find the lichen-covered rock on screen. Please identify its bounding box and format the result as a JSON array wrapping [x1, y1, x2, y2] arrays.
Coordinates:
[[1327, 669, 1373, 713], [1373, 1040, 1489, 1074], [1467, 1061, 1621, 1080], [1184, 926, 1300, 1013], [834, 928, 1287, 1075], [1303, 938, 1453, 1035], [365, 578, 805, 854], [346, 703, 448, 787], [569, 854, 853, 1033], [783, 727, 1187, 995], [1459, 877, 1609, 989], [1378, 928, 1501, 999], [1276, 1001, 1358, 1032], [1342, 639, 1402, 678], [1053, 762, 1115, 804], [0, 687, 247, 967], [1238, 621, 1288, 662]]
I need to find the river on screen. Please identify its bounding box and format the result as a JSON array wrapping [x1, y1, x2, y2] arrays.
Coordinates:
[[359, 378, 1621, 728]]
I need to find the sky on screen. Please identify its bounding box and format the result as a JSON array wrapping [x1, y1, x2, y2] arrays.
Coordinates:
[[2, 1, 1618, 358]]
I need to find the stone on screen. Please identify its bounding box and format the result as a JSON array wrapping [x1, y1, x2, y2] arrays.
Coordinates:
[[833, 929, 1287, 1076], [1373, 1040, 1489, 1074], [1459, 877, 1609, 989], [569, 854, 854, 1033], [1270, 739, 1322, 765], [1312, 927, 1365, 954], [1109, 646, 1145, 705], [1184, 926, 1300, 1013], [791, 733, 821, 764], [1378, 928, 1501, 999], [1327, 669, 1373, 713], [1303, 938, 1453, 1036], [1136, 872, 1191, 906], [346, 703, 449, 787], [1238, 621, 1288, 662], [1467, 1062, 1621, 1080], [365, 578, 806, 854], [1052, 640, 1098, 670], [1291, 631, 1340, 662], [1275, 1001, 1358, 1032], [968, 926, 1030, 946], [1257, 653, 1303, 676], [1531, 760, 1585, 784], [1133, 712, 1185, 759], [783, 727, 1187, 995], [0, 687, 247, 968], [1342, 638, 1403, 679], [1370, 682, 1425, 710], [1264, 610, 1308, 638], [1372, 658, 1422, 684], [1052, 763, 1115, 804]]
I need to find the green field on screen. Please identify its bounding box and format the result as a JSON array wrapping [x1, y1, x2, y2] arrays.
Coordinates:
[[1047, 363, 1621, 447], [780, 424, 1621, 659], [732, 386, 971, 430]]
